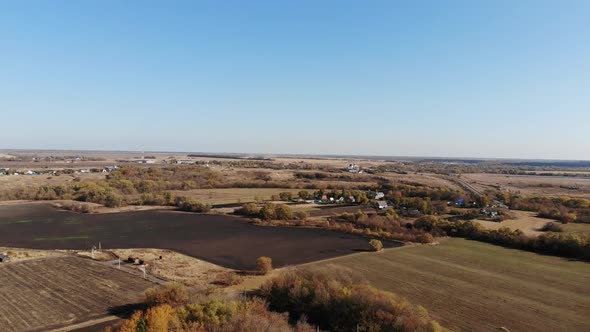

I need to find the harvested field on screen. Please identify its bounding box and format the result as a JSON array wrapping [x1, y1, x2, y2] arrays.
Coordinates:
[[380, 172, 463, 191], [462, 173, 590, 198], [0, 255, 154, 332], [475, 210, 553, 236], [312, 238, 590, 332], [0, 204, 400, 270]]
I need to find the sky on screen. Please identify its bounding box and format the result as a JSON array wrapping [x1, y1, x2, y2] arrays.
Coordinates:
[[1, 1, 589, 160]]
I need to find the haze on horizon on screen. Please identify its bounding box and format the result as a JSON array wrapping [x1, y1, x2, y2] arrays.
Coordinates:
[[1, 1, 589, 160]]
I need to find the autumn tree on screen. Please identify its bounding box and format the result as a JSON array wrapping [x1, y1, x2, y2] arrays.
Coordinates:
[[369, 239, 383, 251], [279, 192, 293, 201], [256, 256, 273, 275]]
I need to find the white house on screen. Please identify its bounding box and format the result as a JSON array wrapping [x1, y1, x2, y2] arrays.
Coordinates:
[[376, 201, 388, 209], [347, 163, 360, 173]]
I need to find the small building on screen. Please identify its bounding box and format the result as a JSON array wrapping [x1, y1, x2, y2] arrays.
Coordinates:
[[347, 163, 360, 173], [24, 170, 36, 175], [103, 165, 119, 173], [375, 192, 385, 200], [0, 252, 9, 263], [376, 201, 388, 209]]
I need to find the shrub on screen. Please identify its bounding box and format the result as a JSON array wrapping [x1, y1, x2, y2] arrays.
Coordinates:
[[540, 222, 563, 232], [213, 272, 244, 287], [235, 202, 261, 216], [275, 204, 293, 220], [418, 232, 435, 243], [369, 239, 383, 251], [256, 256, 273, 275], [145, 283, 189, 308], [279, 192, 293, 201], [175, 196, 211, 213], [293, 211, 308, 220], [260, 203, 277, 220]]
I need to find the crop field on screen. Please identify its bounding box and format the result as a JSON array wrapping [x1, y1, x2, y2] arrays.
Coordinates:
[[0, 255, 154, 332], [0, 204, 400, 270], [312, 238, 590, 332]]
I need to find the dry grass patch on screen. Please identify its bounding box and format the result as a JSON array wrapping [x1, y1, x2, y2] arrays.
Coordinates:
[[475, 210, 553, 236], [110, 248, 230, 288]]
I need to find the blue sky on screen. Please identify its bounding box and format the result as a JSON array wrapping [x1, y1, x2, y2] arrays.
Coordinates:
[[1, 1, 589, 159]]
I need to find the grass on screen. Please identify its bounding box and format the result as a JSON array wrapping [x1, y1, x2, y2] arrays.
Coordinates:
[[311, 238, 590, 332], [33, 235, 90, 242], [475, 210, 550, 236], [0, 219, 33, 225], [561, 222, 590, 235]]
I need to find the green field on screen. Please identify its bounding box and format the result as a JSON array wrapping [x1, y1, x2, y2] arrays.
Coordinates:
[[312, 238, 590, 332]]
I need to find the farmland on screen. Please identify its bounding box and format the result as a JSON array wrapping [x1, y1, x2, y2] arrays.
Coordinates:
[[0, 255, 154, 332], [461, 172, 590, 199], [312, 238, 590, 332], [0, 203, 400, 270]]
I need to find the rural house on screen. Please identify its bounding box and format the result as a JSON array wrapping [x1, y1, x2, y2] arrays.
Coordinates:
[[376, 201, 388, 209], [0, 252, 9, 263]]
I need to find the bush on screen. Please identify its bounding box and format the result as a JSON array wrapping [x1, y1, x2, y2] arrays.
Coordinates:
[[213, 272, 244, 287], [540, 222, 563, 232], [175, 196, 211, 213], [418, 233, 435, 243], [260, 203, 277, 220], [235, 202, 261, 216], [275, 204, 293, 220], [369, 239, 383, 251], [293, 211, 308, 220], [279, 192, 293, 201], [256, 256, 273, 275], [144, 283, 189, 308]]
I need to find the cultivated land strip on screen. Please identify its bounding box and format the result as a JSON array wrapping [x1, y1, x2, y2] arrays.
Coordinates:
[[312, 238, 590, 332], [0, 256, 154, 332]]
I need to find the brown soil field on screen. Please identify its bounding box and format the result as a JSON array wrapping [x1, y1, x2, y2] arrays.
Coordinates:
[[0, 255, 154, 332], [475, 210, 553, 236], [462, 173, 590, 198], [0, 203, 401, 270], [312, 238, 590, 332]]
